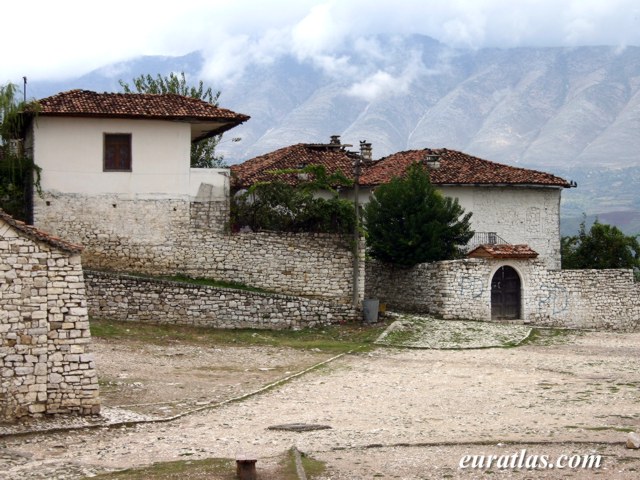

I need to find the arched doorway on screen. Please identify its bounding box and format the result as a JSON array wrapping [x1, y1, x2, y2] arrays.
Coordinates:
[[491, 266, 521, 320]]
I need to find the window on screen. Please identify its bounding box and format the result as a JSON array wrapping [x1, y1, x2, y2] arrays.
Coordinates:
[[104, 133, 132, 171]]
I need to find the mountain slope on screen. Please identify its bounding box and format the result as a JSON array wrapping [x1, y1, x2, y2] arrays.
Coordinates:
[[26, 35, 640, 234]]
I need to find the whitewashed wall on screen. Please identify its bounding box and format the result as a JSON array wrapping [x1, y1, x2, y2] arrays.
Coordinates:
[[441, 186, 562, 269], [31, 117, 227, 199]]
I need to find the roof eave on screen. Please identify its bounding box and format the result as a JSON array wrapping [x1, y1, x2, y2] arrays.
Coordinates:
[[434, 182, 569, 189], [191, 117, 249, 142]]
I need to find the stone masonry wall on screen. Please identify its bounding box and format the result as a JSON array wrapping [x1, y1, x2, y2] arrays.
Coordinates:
[[34, 194, 363, 304], [527, 268, 640, 330], [366, 259, 493, 319], [1, 220, 100, 422], [367, 259, 640, 331], [85, 270, 358, 329]]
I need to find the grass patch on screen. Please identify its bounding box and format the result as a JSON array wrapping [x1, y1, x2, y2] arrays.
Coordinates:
[[90, 318, 389, 353], [517, 327, 576, 346], [87, 457, 235, 479], [281, 448, 327, 479], [584, 426, 635, 433], [565, 425, 635, 433], [161, 274, 273, 294]]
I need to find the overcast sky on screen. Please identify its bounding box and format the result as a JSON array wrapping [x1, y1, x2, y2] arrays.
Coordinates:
[[2, 0, 640, 85]]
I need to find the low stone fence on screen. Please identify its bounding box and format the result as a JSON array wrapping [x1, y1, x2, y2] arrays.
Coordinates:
[[367, 259, 640, 331], [85, 270, 358, 329]]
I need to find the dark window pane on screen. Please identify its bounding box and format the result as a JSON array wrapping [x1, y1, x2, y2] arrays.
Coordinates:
[[104, 134, 131, 171]]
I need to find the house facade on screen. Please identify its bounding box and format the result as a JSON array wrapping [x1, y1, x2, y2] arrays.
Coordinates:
[[26, 89, 249, 264], [359, 148, 571, 269], [232, 139, 571, 269]]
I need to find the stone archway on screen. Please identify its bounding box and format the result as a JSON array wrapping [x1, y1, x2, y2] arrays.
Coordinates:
[[491, 266, 521, 320]]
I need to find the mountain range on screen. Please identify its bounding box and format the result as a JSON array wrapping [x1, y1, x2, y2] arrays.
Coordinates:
[[24, 34, 640, 235]]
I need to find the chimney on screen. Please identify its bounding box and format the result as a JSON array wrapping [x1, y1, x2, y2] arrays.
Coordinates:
[[330, 135, 341, 145], [360, 141, 372, 163], [424, 152, 440, 170]]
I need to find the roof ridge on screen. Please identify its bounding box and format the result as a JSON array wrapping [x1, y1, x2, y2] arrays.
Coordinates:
[[0, 209, 83, 253]]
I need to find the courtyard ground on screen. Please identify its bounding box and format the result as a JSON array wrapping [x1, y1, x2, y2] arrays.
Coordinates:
[[1, 317, 639, 479]]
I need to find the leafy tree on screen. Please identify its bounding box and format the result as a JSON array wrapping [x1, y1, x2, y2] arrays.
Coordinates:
[[364, 162, 473, 266], [119, 72, 227, 168], [0, 82, 41, 222], [561, 219, 640, 271], [231, 165, 355, 234]]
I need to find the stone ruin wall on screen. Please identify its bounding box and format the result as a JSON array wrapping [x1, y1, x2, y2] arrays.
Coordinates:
[[34, 194, 364, 305], [0, 220, 100, 422]]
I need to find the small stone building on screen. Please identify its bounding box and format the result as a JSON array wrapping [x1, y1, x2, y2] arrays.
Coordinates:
[[0, 209, 100, 422]]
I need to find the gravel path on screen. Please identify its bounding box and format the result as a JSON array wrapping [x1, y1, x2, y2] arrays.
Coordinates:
[[1, 329, 639, 479]]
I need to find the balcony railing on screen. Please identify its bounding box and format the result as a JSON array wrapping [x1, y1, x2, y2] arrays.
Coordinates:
[[462, 231, 510, 252]]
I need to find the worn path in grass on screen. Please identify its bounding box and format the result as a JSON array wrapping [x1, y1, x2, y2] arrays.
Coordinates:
[[376, 313, 533, 349], [1, 322, 640, 479]]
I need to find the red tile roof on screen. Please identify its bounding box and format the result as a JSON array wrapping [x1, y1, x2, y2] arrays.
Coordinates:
[[231, 143, 359, 189], [467, 244, 539, 259], [34, 90, 249, 134], [359, 149, 570, 187], [0, 209, 83, 253]]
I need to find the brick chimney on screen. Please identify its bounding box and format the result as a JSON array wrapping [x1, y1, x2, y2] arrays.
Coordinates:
[[424, 152, 441, 170], [360, 141, 373, 163]]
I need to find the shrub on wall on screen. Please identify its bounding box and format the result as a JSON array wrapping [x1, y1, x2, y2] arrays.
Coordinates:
[[1, 82, 41, 223], [231, 165, 356, 234]]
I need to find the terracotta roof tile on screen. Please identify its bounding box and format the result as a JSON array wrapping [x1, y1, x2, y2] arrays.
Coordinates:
[[231, 143, 358, 189], [467, 244, 539, 259], [34, 89, 249, 126], [0, 209, 83, 253], [359, 149, 570, 187]]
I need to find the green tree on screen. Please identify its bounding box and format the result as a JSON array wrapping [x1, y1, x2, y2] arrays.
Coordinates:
[[364, 162, 473, 267], [119, 72, 227, 168], [1, 82, 22, 143], [0, 82, 40, 222], [561, 219, 640, 270]]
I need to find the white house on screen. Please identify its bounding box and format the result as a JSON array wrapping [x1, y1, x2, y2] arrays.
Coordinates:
[[24, 89, 249, 258], [359, 148, 572, 269], [231, 138, 572, 269]]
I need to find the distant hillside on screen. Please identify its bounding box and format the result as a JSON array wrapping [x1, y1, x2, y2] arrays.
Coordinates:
[[26, 34, 640, 235]]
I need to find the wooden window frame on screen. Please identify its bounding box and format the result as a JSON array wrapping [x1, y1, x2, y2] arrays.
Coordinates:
[[103, 133, 132, 172]]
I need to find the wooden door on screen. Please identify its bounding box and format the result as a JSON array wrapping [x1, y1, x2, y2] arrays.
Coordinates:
[[491, 266, 521, 320]]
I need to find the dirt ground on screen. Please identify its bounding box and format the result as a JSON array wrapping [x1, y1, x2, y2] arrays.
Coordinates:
[[1, 329, 640, 479]]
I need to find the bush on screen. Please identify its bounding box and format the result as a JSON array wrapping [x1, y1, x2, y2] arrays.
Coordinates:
[[231, 180, 355, 234]]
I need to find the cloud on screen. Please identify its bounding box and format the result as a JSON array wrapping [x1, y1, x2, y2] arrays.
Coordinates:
[[3, 0, 640, 84], [345, 51, 427, 102]]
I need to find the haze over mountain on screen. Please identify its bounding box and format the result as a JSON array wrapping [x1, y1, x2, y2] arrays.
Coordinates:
[[26, 34, 640, 234]]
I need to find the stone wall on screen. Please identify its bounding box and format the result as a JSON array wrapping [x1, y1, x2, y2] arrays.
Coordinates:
[[34, 194, 363, 304], [527, 268, 640, 330], [367, 259, 640, 331], [85, 270, 358, 329], [1, 218, 100, 422]]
